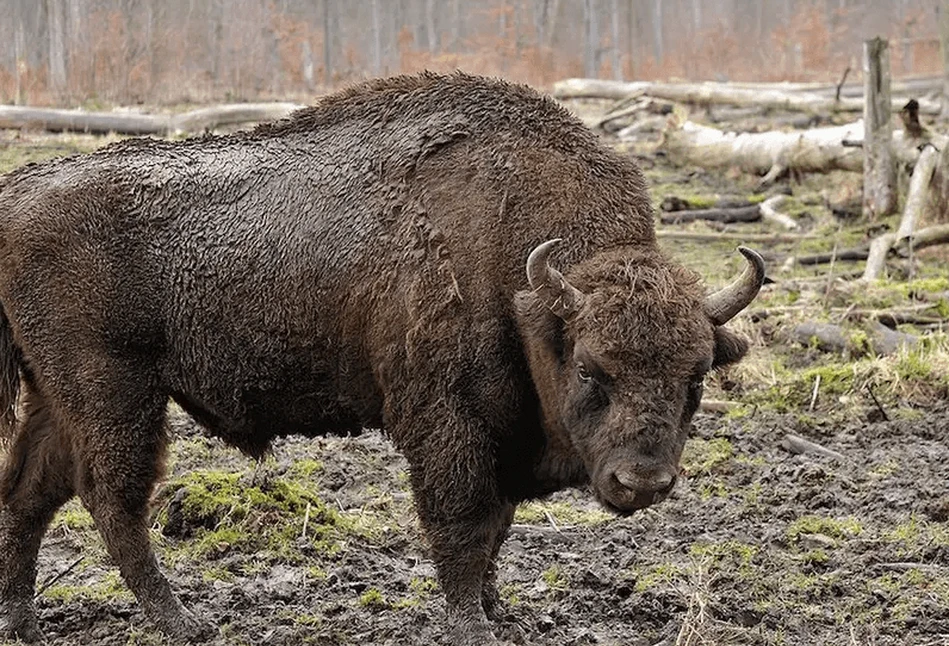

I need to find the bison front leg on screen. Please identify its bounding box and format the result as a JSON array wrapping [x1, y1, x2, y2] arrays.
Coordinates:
[[420, 502, 514, 646], [402, 417, 514, 646]]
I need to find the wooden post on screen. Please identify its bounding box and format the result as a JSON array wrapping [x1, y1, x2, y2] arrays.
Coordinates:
[[863, 37, 897, 219]]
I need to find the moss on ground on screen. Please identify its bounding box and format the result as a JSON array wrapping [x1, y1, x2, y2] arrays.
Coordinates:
[[513, 499, 612, 526], [681, 437, 734, 475], [159, 469, 343, 563]]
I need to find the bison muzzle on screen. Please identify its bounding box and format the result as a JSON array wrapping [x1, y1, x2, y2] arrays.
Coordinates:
[[0, 72, 764, 645]]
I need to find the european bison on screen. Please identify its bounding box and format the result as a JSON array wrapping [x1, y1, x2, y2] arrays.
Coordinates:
[[0, 72, 764, 644]]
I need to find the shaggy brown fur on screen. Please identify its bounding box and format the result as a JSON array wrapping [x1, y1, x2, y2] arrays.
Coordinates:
[[0, 72, 761, 645]]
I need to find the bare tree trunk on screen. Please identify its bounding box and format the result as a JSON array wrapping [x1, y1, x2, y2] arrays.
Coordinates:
[[302, 40, 315, 90], [209, 0, 224, 87], [66, 0, 82, 95], [414, 0, 428, 50], [940, 0, 949, 118], [372, 0, 382, 75], [533, 0, 548, 48], [322, 0, 332, 84], [425, 0, 438, 54], [652, 0, 663, 64], [863, 37, 898, 219], [583, 0, 597, 77], [627, 0, 638, 78], [451, 0, 462, 51], [611, 0, 622, 80], [46, 0, 67, 97], [14, 19, 25, 105], [546, 0, 562, 48]]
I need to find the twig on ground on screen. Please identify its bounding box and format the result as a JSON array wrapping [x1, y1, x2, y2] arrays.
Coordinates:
[[877, 562, 940, 572], [835, 65, 852, 103], [35, 556, 85, 599], [865, 384, 889, 422], [302, 502, 312, 538], [791, 246, 870, 266], [809, 374, 822, 411], [543, 510, 562, 534]]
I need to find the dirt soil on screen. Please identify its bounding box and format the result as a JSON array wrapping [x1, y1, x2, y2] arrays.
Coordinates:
[[26, 404, 949, 646]]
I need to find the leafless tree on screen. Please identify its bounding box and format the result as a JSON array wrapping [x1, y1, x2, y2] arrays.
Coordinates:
[[0, 0, 943, 106]]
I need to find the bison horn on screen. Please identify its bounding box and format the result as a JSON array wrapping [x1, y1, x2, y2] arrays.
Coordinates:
[[704, 246, 766, 325], [526, 239, 585, 319]]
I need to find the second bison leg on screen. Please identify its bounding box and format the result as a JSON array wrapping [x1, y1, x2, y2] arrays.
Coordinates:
[[69, 371, 215, 642], [0, 388, 74, 642]]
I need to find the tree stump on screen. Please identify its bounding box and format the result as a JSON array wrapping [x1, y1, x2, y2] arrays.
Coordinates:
[[863, 37, 897, 219]]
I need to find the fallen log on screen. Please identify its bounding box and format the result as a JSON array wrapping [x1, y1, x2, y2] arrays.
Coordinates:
[[661, 119, 946, 180], [787, 319, 918, 356], [712, 75, 942, 99], [793, 246, 871, 265], [552, 78, 941, 114], [870, 320, 919, 354], [659, 204, 760, 225], [660, 196, 758, 212], [655, 230, 815, 243], [895, 223, 949, 254], [788, 321, 851, 353], [0, 103, 305, 136]]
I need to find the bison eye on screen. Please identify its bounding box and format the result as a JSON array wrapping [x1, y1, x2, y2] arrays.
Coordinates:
[[577, 363, 593, 382]]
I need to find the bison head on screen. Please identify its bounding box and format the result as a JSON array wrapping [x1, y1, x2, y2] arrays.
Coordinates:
[[515, 240, 764, 514]]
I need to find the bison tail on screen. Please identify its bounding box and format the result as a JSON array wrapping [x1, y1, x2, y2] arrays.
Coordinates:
[[0, 307, 20, 445]]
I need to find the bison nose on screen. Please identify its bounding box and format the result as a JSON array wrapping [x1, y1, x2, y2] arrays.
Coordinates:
[[604, 468, 678, 512], [614, 469, 677, 495]]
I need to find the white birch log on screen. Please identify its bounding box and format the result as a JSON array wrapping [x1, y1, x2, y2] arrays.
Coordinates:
[[551, 78, 941, 115], [660, 119, 945, 177]]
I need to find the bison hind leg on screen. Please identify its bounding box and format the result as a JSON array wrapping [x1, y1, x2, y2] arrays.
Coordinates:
[[0, 385, 75, 642]]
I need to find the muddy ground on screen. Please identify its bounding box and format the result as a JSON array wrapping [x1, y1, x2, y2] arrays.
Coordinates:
[[3, 97, 949, 646], [27, 406, 949, 646]]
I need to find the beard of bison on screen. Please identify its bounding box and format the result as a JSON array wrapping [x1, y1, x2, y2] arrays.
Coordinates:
[[515, 243, 755, 514]]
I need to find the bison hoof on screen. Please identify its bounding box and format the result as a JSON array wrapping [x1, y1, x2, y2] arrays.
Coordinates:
[[448, 616, 505, 646], [157, 610, 217, 643]]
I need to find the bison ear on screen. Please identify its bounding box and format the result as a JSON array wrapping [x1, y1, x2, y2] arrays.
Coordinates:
[[712, 326, 749, 369]]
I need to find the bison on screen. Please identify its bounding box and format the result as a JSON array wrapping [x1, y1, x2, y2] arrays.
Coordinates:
[[0, 72, 764, 645]]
